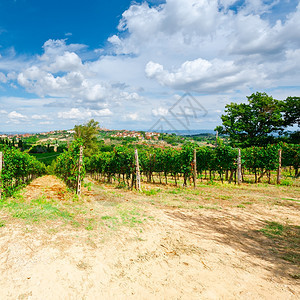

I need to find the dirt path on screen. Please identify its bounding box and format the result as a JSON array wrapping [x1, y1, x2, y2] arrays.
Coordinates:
[[0, 176, 299, 299]]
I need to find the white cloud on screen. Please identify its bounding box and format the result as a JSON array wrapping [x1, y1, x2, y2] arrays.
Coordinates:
[[152, 107, 169, 117], [7, 111, 28, 123], [146, 58, 266, 92], [16, 39, 143, 104], [58, 108, 112, 120], [0, 110, 7, 114], [124, 113, 144, 121], [113, 0, 300, 93], [32, 114, 49, 120]]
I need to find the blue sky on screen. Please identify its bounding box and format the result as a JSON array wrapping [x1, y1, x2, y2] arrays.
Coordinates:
[[0, 0, 300, 132]]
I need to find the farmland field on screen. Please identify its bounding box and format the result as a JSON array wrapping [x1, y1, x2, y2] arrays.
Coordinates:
[[0, 175, 299, 299]]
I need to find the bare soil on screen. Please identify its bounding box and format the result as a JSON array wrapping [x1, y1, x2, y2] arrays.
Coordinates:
[[0, 175, 299, 299]]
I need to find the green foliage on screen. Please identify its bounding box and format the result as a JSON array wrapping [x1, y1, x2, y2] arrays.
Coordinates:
[[29, 152, 60, 166], [74, 119, 99, 157], [54, 140, 85, 190], [0, 145, 46, 197], [282, 96, 300, 127], [85, 142, 299, 185], [216, 92, 298, 147]]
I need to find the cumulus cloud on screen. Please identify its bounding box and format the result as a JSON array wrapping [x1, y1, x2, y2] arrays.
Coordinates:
[[146, 58, 266, 92], [152, 107, 169, 117], [32, 114, 49, 120], [112, 0, 300, 93], [7, 111, 28, 123], [16, 39, 143, 105], [58, 108, 112, 120]]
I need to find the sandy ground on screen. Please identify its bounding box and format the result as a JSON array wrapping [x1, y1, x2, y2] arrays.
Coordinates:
[[0, 176, 299, 299]]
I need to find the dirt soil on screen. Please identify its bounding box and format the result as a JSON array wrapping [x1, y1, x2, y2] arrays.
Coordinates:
[[0, 176, 299, 299]]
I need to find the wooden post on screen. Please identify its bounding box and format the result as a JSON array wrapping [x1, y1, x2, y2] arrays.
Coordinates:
[[237, 148, 242, 185], [193, 148, 197, 188], [135, 149, 141, 191], [77, 146, 83, 195], [0, 152, 2, 200], [277, 149, 282, 185]]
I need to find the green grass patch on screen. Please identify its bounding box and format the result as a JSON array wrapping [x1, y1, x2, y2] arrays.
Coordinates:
[[259, 221, 300, 265], [280, 179, 293, 186], [237, 204, 245, 208], [167, 188, 182, 195], [281, 197, 300, 203], [0, 220, 5, 227], [197, 205, 220, 210], [260, 221, 284, 237], [1, 196, 73, 223], [143, 188, 161, 196], [85, 218, 96, 231]]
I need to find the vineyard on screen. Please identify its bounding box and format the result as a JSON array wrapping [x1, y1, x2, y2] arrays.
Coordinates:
[[0, 141, 299, 198], [0, 145, 46, 198], [84, 143, 300, 188]]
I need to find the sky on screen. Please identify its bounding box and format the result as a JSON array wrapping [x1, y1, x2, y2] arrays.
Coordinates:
[[0, 0, 300, 133]]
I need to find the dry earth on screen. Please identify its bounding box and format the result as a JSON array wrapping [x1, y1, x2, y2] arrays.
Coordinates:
[[0, 175, 299, 299]]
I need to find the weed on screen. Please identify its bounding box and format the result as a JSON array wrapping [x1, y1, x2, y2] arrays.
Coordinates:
[[260, 221, 284, 237], [143, 189, 161, 196], [198, 205, 220, 210], [167, 188, 182, 195], [101, 215, 117, 220], [0, 220, 5, 227], [280, 179, 293, 186], [237, 204, 245, 208], [281, 198, 300, 203], [84, 182, 92, 191], [85, 218, 96, 230], [259, 221, 300, 265], [116, 182, 127, 189], [219, 195, 232, 200]]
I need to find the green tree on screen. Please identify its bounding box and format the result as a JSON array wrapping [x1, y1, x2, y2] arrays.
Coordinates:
[[74, 119, 100, 157], [216, 92, 285, 147], [282, 96, 300, 127]]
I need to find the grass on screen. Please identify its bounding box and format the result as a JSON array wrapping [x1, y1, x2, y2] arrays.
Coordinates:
[[0, 194, 73, 223], [0, 220, 5, 227], [260, 221, 300, 265], [143, 188, 161, 196], [260, 221, 285, 237], [0, 189, 96, 230], [98, 206, 147, 230]]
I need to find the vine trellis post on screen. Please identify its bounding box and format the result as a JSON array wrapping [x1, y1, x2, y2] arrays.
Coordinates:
[[77, 146, 83, 195], [193, 148, 197, 189], [277, 149, 282, 185], [237, 148, 242, 185], [135, 149, 141, 191]]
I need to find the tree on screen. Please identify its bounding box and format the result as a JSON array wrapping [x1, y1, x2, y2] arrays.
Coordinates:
[[216, 92, 285, 147], [74, 119, 100, 157], [282, 96, 300, 127]]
